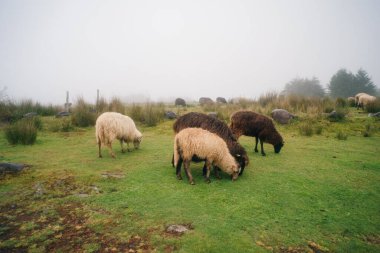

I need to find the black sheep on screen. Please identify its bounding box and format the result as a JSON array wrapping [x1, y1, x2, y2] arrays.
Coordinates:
[[230, 111, 284, 156]]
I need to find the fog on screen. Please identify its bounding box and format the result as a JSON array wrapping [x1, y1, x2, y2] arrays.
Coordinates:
[[0, 0, 379, 104]]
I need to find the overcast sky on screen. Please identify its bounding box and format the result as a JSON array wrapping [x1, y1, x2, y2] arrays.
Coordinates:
[[0, 0, 379, 104]]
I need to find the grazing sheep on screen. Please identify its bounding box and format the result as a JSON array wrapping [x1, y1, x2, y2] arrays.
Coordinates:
[[95, 112, 142, 158], [358, 94, 377, 109], [230, 111, 284, 156], [347, 97, 356, 107], [173, 112, 249, 175], [174, 128, 240, 184], [355, 93, 368, 108], [199, 97, 214, 106], [175, 98, 186, 107], [271, 109, 296, 124]]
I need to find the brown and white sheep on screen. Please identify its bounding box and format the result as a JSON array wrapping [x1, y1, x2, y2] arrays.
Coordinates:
[[95, 112, 142, 158], [358, 94, 377, 109], [172, 112, 249, 175], [230, 111, 284, 156], [173, 128, 240, 184]]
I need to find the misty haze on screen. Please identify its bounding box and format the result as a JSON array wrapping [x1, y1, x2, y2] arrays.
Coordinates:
[[0, 1, 379, 253]]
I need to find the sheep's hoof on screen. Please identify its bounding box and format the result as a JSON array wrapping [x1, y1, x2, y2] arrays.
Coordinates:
[[190, 181, 195, 185], [177, 175, 183, 180], [127, 149, 131, 152], [205, 178, 211, 184], [121, 149, 126, 153], [98, 155, 102, 158], [261, 153, 266, 156], [111, 154, 116, 158]]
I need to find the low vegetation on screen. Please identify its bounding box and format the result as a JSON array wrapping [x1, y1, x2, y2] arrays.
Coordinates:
[[0, 96, 379, 252]]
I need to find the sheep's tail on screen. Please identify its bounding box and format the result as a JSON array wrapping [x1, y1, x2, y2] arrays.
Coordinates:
[[173, 137, 180, 167], [95, 124, 105, 144]]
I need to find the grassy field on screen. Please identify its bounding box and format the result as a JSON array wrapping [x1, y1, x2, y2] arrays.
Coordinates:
[[0, 109, 379, 252]]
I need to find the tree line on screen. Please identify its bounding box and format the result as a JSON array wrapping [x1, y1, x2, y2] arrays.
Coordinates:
[[283, 68, 378, 98]]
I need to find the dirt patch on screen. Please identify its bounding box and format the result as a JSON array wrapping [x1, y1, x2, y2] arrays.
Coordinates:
[[0, 201, 154, 252], [363, 234, 380, 245]]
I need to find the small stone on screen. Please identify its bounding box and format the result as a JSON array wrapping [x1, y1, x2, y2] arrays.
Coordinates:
[[166, 224, 189, 234]]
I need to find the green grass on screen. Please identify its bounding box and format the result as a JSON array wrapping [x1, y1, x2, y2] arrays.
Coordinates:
[[0, 112, 379, 252]]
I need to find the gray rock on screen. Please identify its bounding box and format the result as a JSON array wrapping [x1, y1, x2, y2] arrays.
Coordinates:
[[164, 111, 177, 119], [0, 163, 30, 175], [23, 112, 38, 118], [175, 98, 186, 106], [271, 109, 296, 124], [199, 97, 214, 106], [216, 97, 227, 104], [166, 224, 190, 234], [56, 111, 70, 118], [368, 112, 380, 118]]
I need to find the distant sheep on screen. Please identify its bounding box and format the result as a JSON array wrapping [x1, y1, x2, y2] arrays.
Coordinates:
[[347, 97, 355, 107], [230, 111, 284, 156], [175, 98, 186, 107], [358, 94, 377, 109], [95, 112, 142, 158], [173, 128, 240, 184], [173, 112, 249, 175], [355, 93, 368, 108]]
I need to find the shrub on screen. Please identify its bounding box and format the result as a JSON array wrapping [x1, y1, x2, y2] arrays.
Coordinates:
[[336, 130, 348, 140], [314, 125, 323, 135], [362, 123, 373, 137], [127, 104, 143, 122], [5, 119, 37, 145], [142, 103, 165, 127], [258, 92, 278, 107], [32, 116, 43, 130], [109, 97, 125, 114], [299, 123, 313, 136], [335, 97, 347, 108], [71, 98, 96, 127], [50, 118, 74, 132], [365, 99, 380, 113], [327, 108, 347, 122], [96, 97, 108, 114]]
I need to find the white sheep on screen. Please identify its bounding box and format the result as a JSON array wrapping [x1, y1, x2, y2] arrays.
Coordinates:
[[358, 94, 377, 109], [355, 93, 368, 108], [95, 112, 142, 158], [173, 128, 240, 185]]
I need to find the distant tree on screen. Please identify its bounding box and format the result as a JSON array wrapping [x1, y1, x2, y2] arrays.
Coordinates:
[[328, 68, 377, 98], [283, 77, 325, 97]]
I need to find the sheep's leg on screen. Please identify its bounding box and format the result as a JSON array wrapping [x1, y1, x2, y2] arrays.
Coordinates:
[[176, 157, 183, 180], [214, 166, 222, 179], [260, 138, 266, 156], [202, 162, 207, 177], [254, 136, 259, 153], [120, 140, 125, 153], [126, 142, 131, 152], [107, 142, 116, 158], [205, 161, 211, 183], [183, 160, 194, 185], [98, 142, 102, 158]]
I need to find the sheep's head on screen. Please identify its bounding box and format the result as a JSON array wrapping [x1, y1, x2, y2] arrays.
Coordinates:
[[274, 142, 284, 153], [230, 163, 240, 181], [133, 135, 142, 149]]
